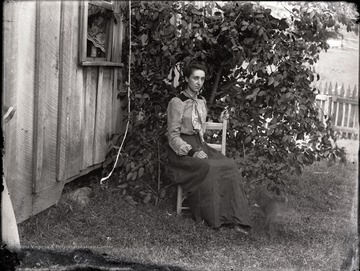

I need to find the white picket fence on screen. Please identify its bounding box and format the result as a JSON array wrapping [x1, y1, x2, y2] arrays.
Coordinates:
[[315, 82, 358, 138]]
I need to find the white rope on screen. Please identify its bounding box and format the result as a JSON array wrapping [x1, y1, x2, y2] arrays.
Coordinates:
[[100, 0, 132, 185]]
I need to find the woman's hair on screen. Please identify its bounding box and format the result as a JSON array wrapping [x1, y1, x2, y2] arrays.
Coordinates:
[[183, 62, 207, 78]]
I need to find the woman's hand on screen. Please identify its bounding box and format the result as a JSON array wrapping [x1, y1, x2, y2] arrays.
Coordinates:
[[193, 150, 208, 159]]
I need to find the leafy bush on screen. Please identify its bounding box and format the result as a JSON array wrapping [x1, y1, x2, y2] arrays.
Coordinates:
[[103, 1, 357, 202]]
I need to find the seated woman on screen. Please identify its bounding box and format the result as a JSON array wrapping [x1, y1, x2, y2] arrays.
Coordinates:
[[167, 62, 252, 235]]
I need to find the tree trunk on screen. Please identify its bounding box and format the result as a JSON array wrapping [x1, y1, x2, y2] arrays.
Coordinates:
[[209, 66, 223, 104]]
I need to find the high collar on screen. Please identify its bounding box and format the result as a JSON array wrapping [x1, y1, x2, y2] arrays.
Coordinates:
[[182, 90, 198, 100]]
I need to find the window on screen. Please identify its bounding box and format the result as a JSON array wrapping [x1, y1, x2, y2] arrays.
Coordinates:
[[79, 0, 123, 67]]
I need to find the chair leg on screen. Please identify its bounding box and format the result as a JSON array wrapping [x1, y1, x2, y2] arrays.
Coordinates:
[[176, 185, 183, 215]]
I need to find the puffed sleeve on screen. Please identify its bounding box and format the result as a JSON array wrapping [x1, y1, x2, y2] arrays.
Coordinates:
[[167, 98, 194, 156]]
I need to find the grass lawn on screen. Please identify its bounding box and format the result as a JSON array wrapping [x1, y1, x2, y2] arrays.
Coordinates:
[[16, 140, 358, 271], [314, 27, 359, 88], [315, 47, 359, 89]]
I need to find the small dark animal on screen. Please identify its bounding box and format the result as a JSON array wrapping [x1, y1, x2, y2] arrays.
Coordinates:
[[254, 190, 288, 237]]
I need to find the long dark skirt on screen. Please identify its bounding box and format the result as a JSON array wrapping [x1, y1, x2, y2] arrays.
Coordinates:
[[167, 134, 252, 229]]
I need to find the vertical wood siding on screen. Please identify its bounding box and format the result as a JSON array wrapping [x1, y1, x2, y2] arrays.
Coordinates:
[[3, 1, 19, 195], [3, 1, 124, 223], [33, 1, 61, 193], [80, 67, 98, 171], [5, 1, 38, 222], [31, 1, 66, 218]]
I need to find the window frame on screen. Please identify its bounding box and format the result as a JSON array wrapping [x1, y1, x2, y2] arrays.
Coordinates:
[[79, 0, 123, 67]]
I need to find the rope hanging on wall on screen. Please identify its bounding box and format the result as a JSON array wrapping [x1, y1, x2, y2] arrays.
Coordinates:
[[100, 0, 131, 185]]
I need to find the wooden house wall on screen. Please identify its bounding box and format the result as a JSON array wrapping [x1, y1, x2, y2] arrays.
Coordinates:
[[3, 1, 125, 223]]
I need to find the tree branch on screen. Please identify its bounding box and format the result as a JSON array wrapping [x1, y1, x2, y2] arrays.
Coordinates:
[[209, 66, 223, 104]]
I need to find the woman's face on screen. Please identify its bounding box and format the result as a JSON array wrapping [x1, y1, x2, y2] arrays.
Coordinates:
[[185, 69, 205, 93]]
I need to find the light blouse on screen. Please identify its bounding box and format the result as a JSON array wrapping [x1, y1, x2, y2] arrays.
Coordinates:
[[167, 91, 207, 156]]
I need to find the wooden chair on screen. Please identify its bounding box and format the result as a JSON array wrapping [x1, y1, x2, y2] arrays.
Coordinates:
[[176, 119, 228, 214]]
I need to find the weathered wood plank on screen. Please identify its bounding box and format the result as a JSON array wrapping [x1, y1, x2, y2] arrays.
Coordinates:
[[81, 67, 98, 169], [340, 101, 346, 128], [80, 61, 124, 67], [79, 1, 87, 63], [3, 1, 19, 195], [94, 67, 108, 164], [333, 126, 358, 134], [339, 83, 345, 98], [112, 69, 119, 133], [331, 101, 338, 127], [64, 1, 83, 180], [32, 1, 43, 194], [354, 106, 359, 129], [336, 102, 343, 127], [33, 1, 62, 193], [315, 94, 328, 101], [14, 2, 37, 209], [321, 100, 325, 120], [32, 182, 65, 220], [4, 1, 38, 222], [56, 1, 72, 182], [349, 104, 355, 128], [344, 103, 350, 128], [110, 1, 125, 135], [332, 97, 358, 105], [104, 68, 113, 145], [326, 96, 332, 120], [106, 18, 113, 62], [65, 68, 83, 178]]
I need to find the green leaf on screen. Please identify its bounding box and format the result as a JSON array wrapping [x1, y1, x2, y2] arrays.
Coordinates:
[[297, 155, 304, 164], [118, 183, 128, 189], [126, 172, 132, 180], [269, 123, 277, 129], [146, 153, 152, 161], [258, 27, 264, 36], [126, 163, 131, 173], [249, 57, 257, 66], [268, 77, 274, 86], [138, 167, 144, 178], [132, 171, 137, 180], [143, 194, 151, 204], [191, 9, 202, 15], [160, 189, 166, 198]]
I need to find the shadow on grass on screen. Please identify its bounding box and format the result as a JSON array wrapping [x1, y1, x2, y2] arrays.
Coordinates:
[[2, 246, 189, 271]]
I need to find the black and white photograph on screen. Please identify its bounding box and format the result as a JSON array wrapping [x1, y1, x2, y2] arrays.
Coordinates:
[[2, 1, 359, 270]]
